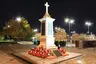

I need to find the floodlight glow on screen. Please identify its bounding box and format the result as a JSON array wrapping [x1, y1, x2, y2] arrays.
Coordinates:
[[64, 18, 75, 24], [70, 19, 74, 24], [85, 22, 89, 25], [34, 29, 38, 32], [85, 21, 92, 26], [85, 21, 92, 33], [88, 22, 92, 26], [16, 17, 21, 22], [8, 25, 10, 28], [65, 18, 69, 23]]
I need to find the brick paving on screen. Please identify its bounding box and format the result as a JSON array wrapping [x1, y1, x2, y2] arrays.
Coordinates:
[[0, 44, 96, 64]]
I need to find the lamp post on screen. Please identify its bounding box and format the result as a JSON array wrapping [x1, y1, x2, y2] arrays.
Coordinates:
[[85, 21, 92, 34], [64, 18, 75, 41]]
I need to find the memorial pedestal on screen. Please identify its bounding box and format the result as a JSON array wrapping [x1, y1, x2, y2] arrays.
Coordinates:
[[38, 36, 56, 49], [13, 52, 82, 64]]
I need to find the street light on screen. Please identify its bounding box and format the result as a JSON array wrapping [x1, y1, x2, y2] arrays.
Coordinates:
[[85, 21, 92, 33], [33, 29, 38, 32], [64, 18, 75, 41]]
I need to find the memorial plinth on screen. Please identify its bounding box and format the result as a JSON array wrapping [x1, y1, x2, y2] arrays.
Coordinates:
[[13, 52, 82, 64], [38, 2, 56, 49], [38, 36, 56, 49]]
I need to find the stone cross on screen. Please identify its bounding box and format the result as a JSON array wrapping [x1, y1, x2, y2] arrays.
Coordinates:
[[45, 2, 49, 13]]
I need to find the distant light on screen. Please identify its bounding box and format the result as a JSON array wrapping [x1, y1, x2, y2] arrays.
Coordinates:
[[70, 19, 75, 24], [16, 17, 21, 22], [65, 18, 69, 23], [55, 27, 61, 30], [34, 29, 38, 32], [8, 25, 10, 28], [85, 21, 92, 26], [71, 31, 76, 33], [64, 18, 75, 24]]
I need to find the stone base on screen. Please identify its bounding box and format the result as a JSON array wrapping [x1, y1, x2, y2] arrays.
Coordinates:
[[39, 36, 56, 49], [13, 52, 82, 64]]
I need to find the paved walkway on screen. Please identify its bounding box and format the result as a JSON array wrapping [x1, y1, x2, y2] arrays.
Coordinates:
[[0, 51, 27, 64], [0, 44, 35, 64], [0, 44, 96, 64]]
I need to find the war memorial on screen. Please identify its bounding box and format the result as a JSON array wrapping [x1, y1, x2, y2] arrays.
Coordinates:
[[13, 2, 82, 64]]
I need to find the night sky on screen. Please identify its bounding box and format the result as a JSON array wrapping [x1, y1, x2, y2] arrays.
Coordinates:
[[0, 0, 96, 34]]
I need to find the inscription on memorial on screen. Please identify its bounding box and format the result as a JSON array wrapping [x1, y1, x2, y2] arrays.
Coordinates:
[[53, 50, 62, 57]]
